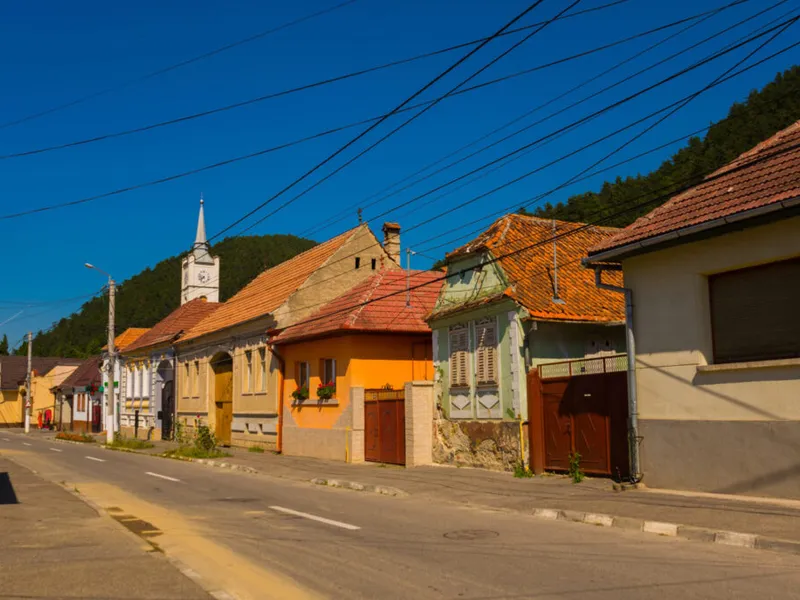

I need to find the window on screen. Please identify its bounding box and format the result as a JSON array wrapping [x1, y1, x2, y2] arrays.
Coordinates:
[[475, 318, 498, 386], [449, 325, 469, 387], [259, 348, 267, 392], [709, 257, 800, 364], [244, 350, 253, 393], [296, 361, 310, 390], [127, 365, 134, 398], [132, 365, 140, 398], [321, 358, 336, 386], [355, 257, 361, 269], [142, 365, 150, 398], [193, 361, 200, 396], [371, 258, 377, 270], [183, 363, 190, 397]]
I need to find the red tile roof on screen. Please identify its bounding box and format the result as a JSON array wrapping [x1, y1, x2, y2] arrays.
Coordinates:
[[179, 226, 362, 343], [1, 357, 84, 390], [123, 299, 220, 354], [59, 356, 101, 389], [103, 327, 150, 352], [272, 270, 443, 344], [590, 119, 800, 257], [442, 214, 625, 323]]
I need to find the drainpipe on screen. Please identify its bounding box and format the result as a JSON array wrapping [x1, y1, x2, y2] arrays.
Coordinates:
[[593, 266, 642, 482], [268, 344, 285, 454]]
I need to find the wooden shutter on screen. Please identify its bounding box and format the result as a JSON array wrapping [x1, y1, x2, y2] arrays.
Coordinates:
[[710, 258, 800, 363], [476, 319, 498, 385], [449, 326, 469, 387]]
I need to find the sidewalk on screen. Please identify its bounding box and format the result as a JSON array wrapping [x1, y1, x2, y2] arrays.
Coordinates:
[[33, 427, 800, 552], [0, 455, 210, 599]]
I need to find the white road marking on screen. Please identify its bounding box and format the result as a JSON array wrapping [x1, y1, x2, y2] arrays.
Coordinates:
[[2, 438, 10, 441], [269, 506, 361, 530], [22, 442, 32, 446], [86, 456, 106, 463], [49, 448, 63, 453], [146, 471, 180, 482]]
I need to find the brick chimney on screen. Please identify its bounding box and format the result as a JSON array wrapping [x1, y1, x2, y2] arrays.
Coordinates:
[[382, 222, 401, 264]]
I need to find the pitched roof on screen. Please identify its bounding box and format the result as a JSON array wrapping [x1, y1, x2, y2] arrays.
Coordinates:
[[0, 356, 84, 390], [104, 327, 150, 352], [123, 299, 220, 354], [590, 119, 800, 258], [58, 356, 101, 389], [441, 214, 625, 323], [273, 270, 443, 344], [179, 226, 361, 343]]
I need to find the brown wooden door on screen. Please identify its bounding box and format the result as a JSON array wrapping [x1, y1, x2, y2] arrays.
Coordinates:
[[215, 401, 232, 446], [213, 357, 233, 446], [572, 375, 610, 474], [542, 380, 572, 471], [364, 390, 405, 465]]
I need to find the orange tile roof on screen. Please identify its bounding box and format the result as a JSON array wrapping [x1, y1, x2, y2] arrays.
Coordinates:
[[123, 299, 220, 353], [105, 327, 150, 352], [443, 214, 625, 323], [179, 226, 361, 343], [590, 119, 800, 257], [273, 270, 443, 344]]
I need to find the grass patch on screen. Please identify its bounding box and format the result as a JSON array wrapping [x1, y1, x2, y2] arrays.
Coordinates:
[[513, 462, 534, 478], [247, 446, 265, 453], [163, 446, 231, 460], [107, 436, 154, 450], [56, 432, 95, 443]]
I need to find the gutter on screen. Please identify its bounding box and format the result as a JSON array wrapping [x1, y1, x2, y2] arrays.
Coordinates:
[[587, 196, 800, 264], [592, 265, 642, 483]]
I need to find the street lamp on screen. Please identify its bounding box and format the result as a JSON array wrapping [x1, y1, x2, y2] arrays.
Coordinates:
[[86, 262, 116, 443]]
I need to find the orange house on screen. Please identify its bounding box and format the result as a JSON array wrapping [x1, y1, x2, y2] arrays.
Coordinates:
[[272, 270, 443, 462]]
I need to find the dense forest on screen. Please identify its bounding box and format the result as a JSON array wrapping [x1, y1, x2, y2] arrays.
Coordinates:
[[19, 234, 316, 358], [530, 66, 800, 225]]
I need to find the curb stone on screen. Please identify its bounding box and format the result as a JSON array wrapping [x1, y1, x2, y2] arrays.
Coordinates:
[[310, 477, 407, 497], [531, 508, 800, 556]]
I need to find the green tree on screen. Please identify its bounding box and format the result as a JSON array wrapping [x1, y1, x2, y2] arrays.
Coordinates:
[[0, 334, 8, 356]]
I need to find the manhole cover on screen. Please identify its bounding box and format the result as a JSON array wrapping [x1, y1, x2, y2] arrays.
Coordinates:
[[444, 529, 499, 541]]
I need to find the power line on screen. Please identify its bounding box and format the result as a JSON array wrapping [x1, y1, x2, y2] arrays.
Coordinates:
[[207, 0, 554, 241], [0, 1, 633, 162], [0, 0, 362, 131], [302, 0, 780, 238]]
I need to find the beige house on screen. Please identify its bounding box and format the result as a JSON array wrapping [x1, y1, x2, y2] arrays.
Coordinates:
[[586, 120, 800, 499], [175, 222, 402, 449]]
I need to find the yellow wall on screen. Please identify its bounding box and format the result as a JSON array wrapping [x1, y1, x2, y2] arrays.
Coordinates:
[[281, 333, 432, 430], [31, 365, 77, 422], [0, 389, 22, 427], [623, 216, 800, 422]]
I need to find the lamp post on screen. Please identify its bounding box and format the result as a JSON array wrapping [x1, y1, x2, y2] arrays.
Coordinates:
[[86, 263, 115, 443]]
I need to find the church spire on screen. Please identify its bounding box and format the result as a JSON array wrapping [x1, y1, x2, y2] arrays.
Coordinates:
[[192, 195, 211, 263]]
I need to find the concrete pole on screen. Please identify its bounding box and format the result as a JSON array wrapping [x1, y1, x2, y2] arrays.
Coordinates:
[[106, 279, 116, 444], [24, 332, 32, 433]]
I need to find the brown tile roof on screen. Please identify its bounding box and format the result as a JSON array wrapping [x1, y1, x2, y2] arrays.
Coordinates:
[[444, 214, 625, 323], [179, 226, 361, 343], [104, 327, 150, 352], [590, 119, 800, 257], [273, 270, 443, 344], [59, 356, 101, 389], [123, 299, 220, 353], [0, 356, 84, 390]]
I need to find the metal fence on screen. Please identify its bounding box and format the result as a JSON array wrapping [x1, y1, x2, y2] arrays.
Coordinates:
[[538, 354, 627, 380]]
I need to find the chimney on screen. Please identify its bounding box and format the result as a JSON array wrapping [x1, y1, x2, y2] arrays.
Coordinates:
[[382, 222, 401, 264]]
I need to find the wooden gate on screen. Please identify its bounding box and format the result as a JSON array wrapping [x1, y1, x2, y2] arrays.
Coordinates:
[[528, 355, 629, 478], [364, 389, 405, 465]]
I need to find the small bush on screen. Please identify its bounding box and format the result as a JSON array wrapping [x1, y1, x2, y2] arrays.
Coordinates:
[[248, 446, 265, 453], [568, 452, 585, 484], [164, 446, 231, 459], [56, 432, 95, 443], [513, 461, 533, 478], [107, 434, 154, 450]]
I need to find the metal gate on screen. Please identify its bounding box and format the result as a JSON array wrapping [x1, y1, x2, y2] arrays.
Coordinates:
[[528, 355, 629, 478], [364, 389, 405, 465]]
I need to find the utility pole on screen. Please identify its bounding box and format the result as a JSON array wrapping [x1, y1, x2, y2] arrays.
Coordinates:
[[24, 332, 32, 433], [107, 279, 116, 444]]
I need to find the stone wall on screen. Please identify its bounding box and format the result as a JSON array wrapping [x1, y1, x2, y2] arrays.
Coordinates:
[[433, 408, 523, 471]]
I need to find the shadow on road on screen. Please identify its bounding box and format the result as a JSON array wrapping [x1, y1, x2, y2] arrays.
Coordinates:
[[0, 472, 19, 504]]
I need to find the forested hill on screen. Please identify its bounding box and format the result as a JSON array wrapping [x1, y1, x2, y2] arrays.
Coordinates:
[[532, 66, 800, 226], [22, 234, 316, 358]]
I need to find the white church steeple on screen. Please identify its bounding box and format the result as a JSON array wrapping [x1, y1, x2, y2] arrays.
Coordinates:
[[181, 195, 220, 305]]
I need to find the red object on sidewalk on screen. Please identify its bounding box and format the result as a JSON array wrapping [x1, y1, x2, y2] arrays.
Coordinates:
[[37, 412, 43, 430]]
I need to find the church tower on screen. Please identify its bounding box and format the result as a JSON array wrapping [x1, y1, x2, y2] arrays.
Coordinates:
[[181, 197, 220, 304]]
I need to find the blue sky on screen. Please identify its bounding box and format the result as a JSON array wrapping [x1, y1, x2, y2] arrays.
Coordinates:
[[1, 0, 798, 348]]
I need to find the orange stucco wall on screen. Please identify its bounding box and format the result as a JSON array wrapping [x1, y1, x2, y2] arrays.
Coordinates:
[[280, 333, 432, 430]]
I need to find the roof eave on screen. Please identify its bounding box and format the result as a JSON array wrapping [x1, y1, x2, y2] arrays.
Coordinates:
[[586, 196, 800, 265]]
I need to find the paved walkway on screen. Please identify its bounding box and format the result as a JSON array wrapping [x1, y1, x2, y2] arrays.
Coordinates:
[[0, 454, 210, 599], [26, 428, 800, 546]]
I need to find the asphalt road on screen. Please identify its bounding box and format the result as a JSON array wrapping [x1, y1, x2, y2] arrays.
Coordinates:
[[4, 432, 800, 600]]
